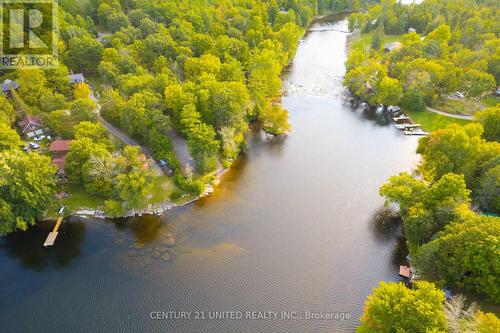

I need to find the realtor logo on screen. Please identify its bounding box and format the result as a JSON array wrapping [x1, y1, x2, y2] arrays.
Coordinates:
[[0, 0, 58, 68]]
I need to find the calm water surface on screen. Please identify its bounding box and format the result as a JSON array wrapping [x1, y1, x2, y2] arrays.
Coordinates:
[[0, 15, 420, 332]]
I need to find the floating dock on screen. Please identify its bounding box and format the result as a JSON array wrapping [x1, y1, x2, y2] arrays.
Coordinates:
[[43, 215, 63, 247]]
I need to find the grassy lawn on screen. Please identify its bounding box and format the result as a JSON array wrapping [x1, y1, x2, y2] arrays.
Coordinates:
[[406, 110, 472, 132], [171, 192, 198, 205], [350, 30, 401, 51], [482, 95, 499, 107], [148, 175, 177, 204], [433, 98, 485, 116], [63, 184, 104, 211]]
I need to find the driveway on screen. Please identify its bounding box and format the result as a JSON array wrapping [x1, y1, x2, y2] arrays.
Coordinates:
[[426, 107, 474, 121]]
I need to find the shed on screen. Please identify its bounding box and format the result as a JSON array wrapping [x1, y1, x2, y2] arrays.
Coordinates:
[[69, 73, 85, 84], [50, 140, 72, 173], [49, 140, 72, 154]]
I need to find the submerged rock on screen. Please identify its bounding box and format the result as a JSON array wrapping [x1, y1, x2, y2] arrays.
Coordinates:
[[132, 242, 144, 250], [163, 236, 176, 247]]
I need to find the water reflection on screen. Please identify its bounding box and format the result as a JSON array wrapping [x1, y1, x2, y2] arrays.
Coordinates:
[[370, 206, 409, 267], [0, 219, 85, 271], [370, 206, 402, 242]]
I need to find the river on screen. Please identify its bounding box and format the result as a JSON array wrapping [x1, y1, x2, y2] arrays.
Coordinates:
[[0, 14, 420, 332]]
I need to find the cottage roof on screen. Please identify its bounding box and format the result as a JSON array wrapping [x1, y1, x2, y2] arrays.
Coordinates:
[[18, 115, 42, 134], [49, 140, 72, 153], [52, 157, 66, 171]]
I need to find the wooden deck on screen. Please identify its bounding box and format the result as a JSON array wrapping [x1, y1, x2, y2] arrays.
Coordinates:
[[43, 216, 63, 247], [43, 232, 59, 247]]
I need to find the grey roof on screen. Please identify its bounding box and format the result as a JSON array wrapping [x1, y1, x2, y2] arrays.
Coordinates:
[[384, 42, 402, 51], [2, 79, 19, 92], [69, 73, 85, 83]]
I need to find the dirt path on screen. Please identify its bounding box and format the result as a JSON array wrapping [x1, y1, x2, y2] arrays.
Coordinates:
[[90, 92, 164, 175], [426, 106, 474, 120]]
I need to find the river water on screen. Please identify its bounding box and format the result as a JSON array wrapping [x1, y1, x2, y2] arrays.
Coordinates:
[[0, 14, 420, 332]]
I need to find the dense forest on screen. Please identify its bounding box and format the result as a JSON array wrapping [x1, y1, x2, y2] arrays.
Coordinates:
[[1, 0, 377, 233], [346, 1, 500, 330], [346, 0, 498, 109]]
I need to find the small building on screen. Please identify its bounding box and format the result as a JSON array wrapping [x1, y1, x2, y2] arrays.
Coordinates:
[[399, 265, 411, 279], [408, 27, 417, 33], [69, 73, 85, 84], [2, 79, 19, 97], [18, 115, 44, 138], [384, 42, 402, 53], [49, 140, 72, 173]]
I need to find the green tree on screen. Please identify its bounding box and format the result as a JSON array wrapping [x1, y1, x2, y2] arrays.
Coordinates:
[[187, 122, 220, 173], [476, 107, 500, 142], [371, 23, 385, 50], [16, 68, 47, 107], [0, 94, 15, 124], [464, 70, 495, 97], [260, 103, 291, 135], [401, 89, 426, 112], [65, 138, 111, 182], [113, 146, 153, 211], [100, 88, 126, 125], [108, 12, 130, 33], [0, 151, 56, 235], [70, 98, 97, 123], [357, 281, 447, 333], [0, 124, 22, 151], [74, 121, 111, 147], [374, 76, 403, 105], [380, 172, 471, 251], [414, 214, 500, 302], [64, 35, 103, 74], [48, 109, 74, 138], [39, 92, 68, 113]]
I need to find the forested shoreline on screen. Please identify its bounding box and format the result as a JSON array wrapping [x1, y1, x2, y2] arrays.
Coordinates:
[[351, 1, 500, 331], [1, 0, 377, 231]]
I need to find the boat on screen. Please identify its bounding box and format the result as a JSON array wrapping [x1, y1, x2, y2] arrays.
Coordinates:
[[376, 104, 384, 113], [387, 105, 401, 113], [395, 124, 407, 130]]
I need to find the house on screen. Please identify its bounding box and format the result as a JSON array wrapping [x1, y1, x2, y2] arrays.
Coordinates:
[[384, 42, 402, 53], [18, 115, 44, 138], [49, 140, 72, 173], [69, 73, 85, 84], [2, 79, 19, 97]]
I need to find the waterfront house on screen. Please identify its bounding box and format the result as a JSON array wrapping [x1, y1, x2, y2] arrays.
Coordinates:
[[18, 115, 44, 138], [2, 79, 19, 97], [49, 140, 72, 173]]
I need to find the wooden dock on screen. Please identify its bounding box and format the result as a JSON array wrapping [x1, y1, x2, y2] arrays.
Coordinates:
[[43, 215, 63, 247]]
